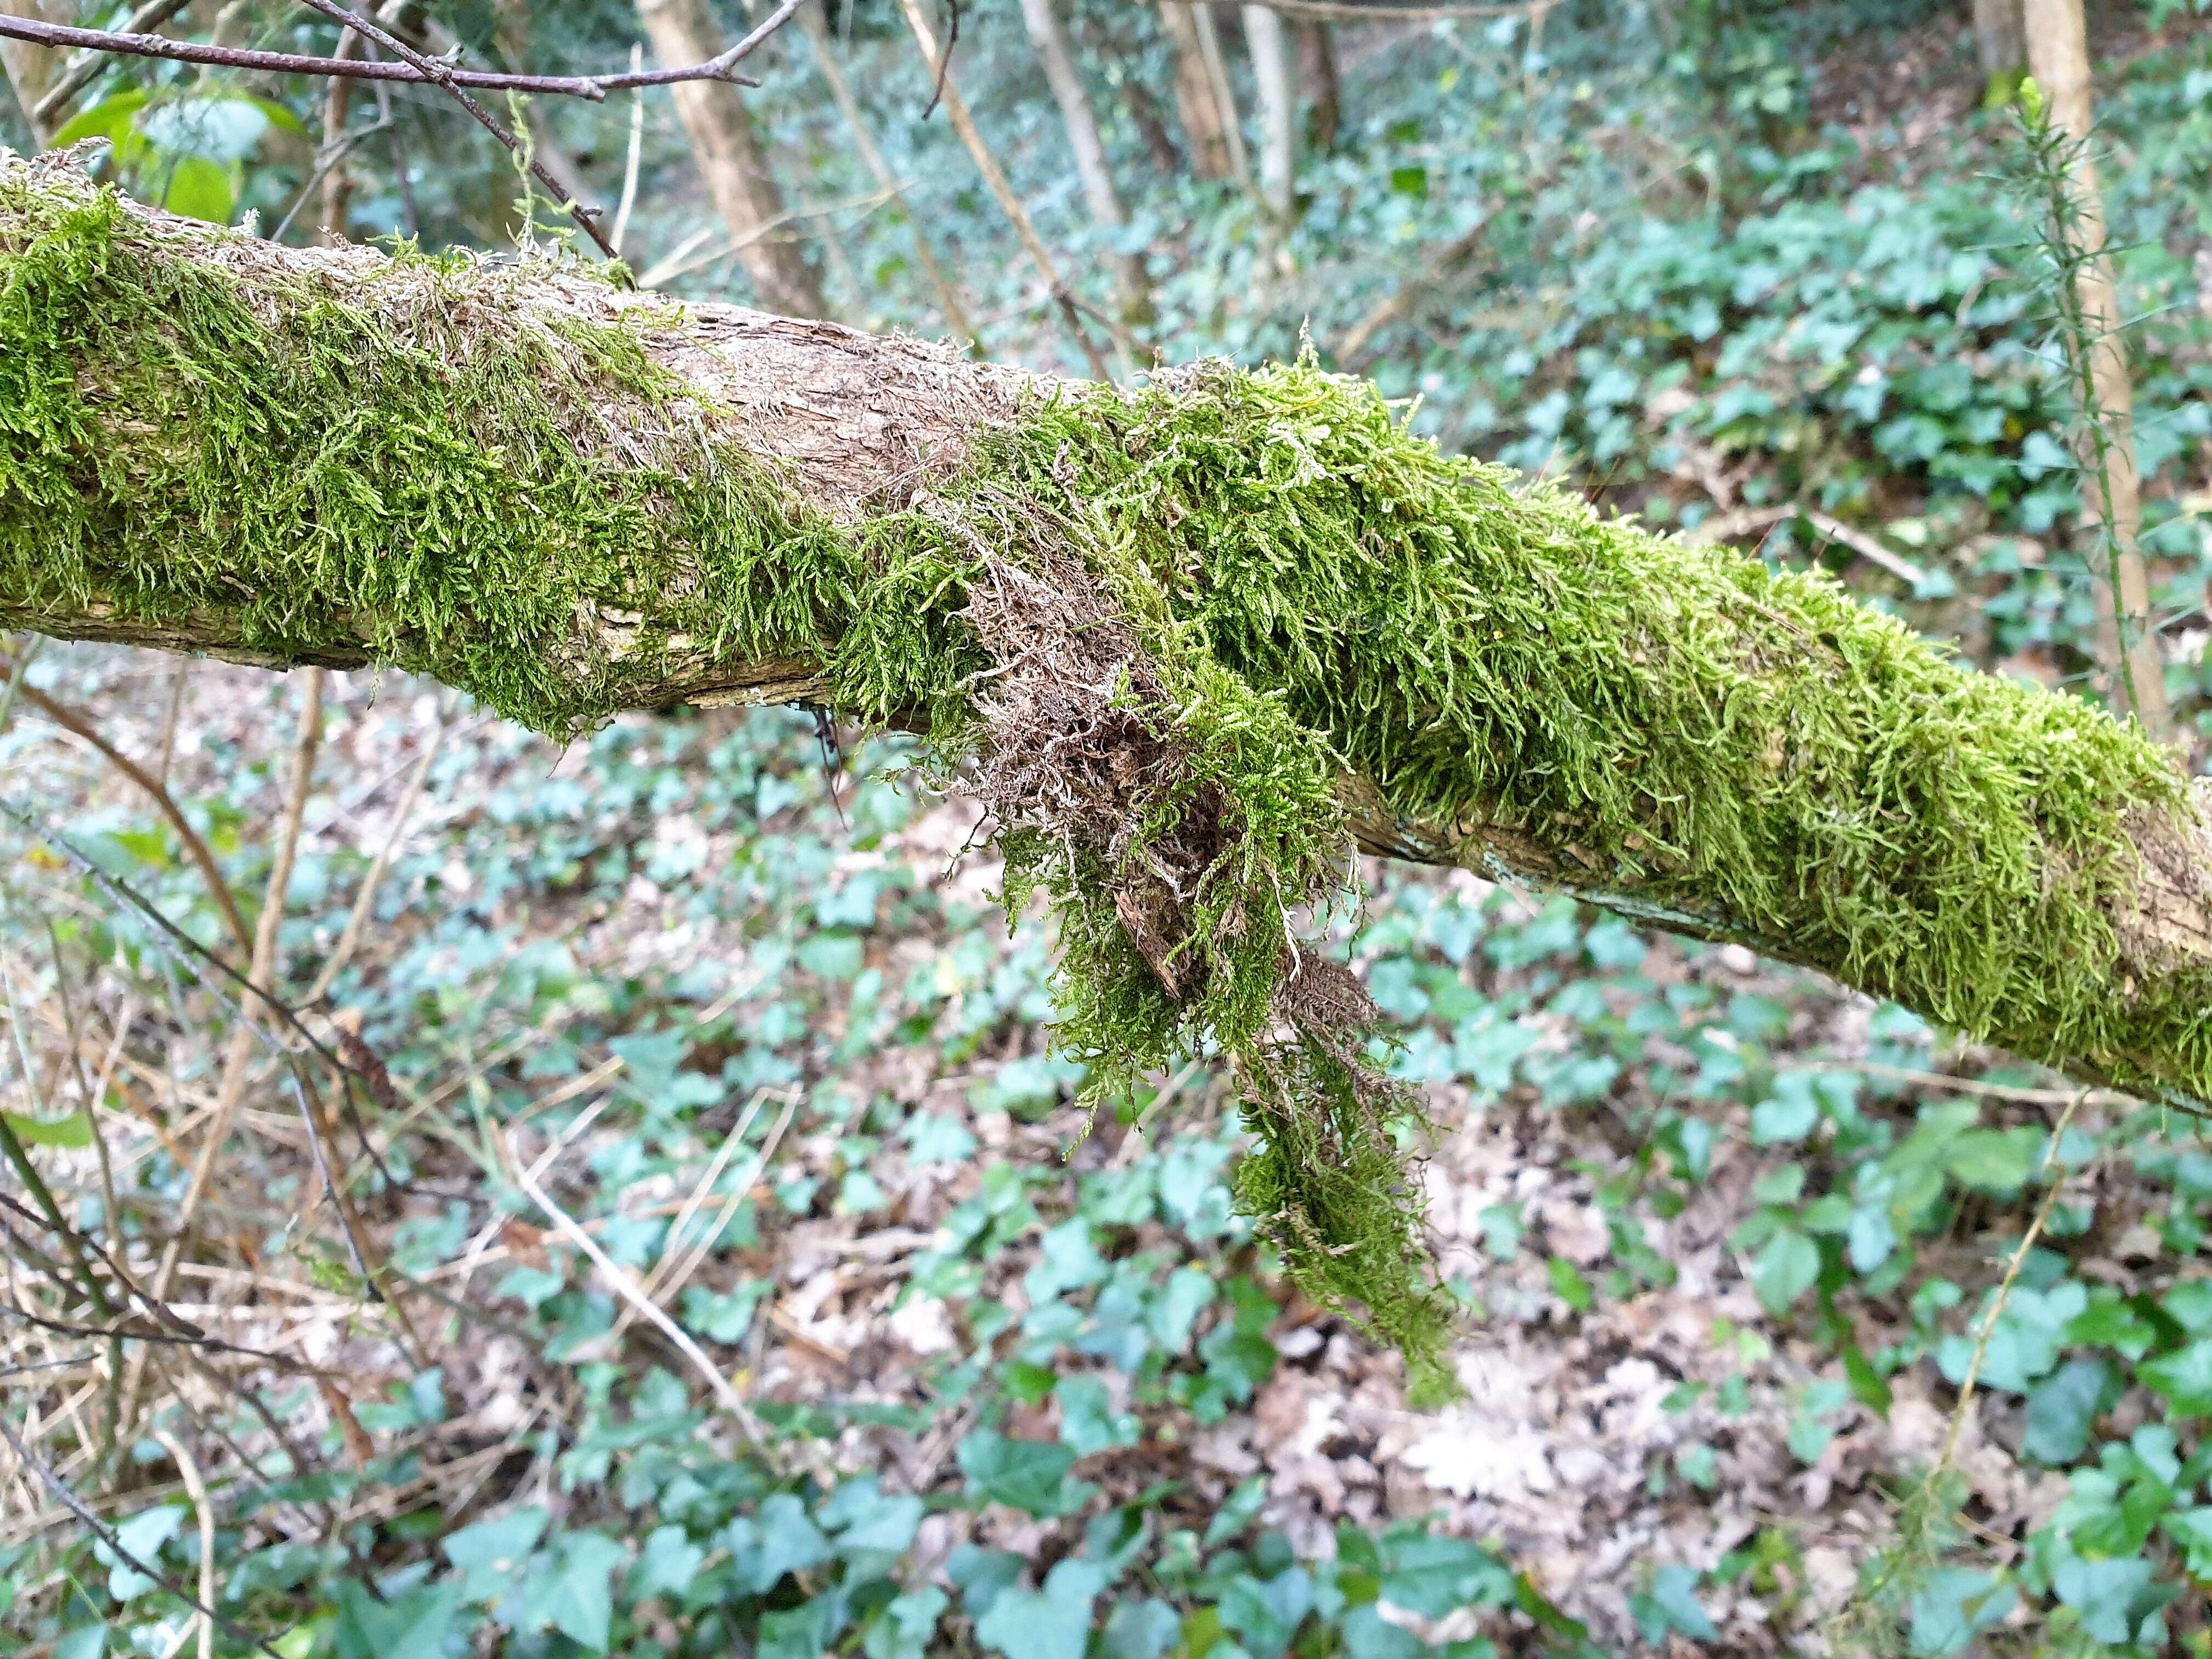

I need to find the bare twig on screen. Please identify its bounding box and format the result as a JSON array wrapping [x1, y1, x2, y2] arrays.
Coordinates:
[[893, 0, 1122, 381], [146, 673, 324, 1342], [0, 1413, 290, 1659], [1691, 504, 1932, 590], [1937, 1089, 2089, 1474], [1243, 0, 1550, 19], [511, 1144, 787, 1471], [303, 715, 447, 1005], [610, 44, 645, 256], [29, 0, 192, 130], [285, 0, 622, 258], [150, 1427, 215, 1659], [0, 650, 253, 964], [0, 10, 776, 105]]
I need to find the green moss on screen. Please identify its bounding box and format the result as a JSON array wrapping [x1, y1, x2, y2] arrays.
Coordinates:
[[5, 173, 2204, 1390]]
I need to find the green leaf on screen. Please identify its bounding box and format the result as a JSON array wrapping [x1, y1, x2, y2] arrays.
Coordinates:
[[3, 1109, 92, 1149], [726, 1493, 831, 1591], [958, 1429, 1093, 1518], [1217, 1568, 1312, 1659], [974, 1559, 1108, 1659], [1339, 1604, 1425, 1658], [441, 1507, 549, 1602], [2050, 1554, 2157, 1644], [1751, 1228, 1819, 1314], [1099, 1597, 1181, 1659], [2162, 1506, 2212, 1582], [50, 91, 148, 148], [1944, 1127, 2042, 1197], [864, 1587, 949, 1659], [2141, 1338, 2212, 1418], [1649, 1570, 1719, 1640], [533, 1531, 624, 1651], [1056, 1373, 1137, 1457], [161, 156, 234, 225], [1379, 1533, 1515, 1618], [100, 1504, 185, 1601], [1906, 1568, 2013, 1656], [760, 1589, 851, 1659], [631, 1524, 704, 1600], [823, 1477, 925, 1556], [1750, 1090, 1818, 1144], [1547, 1255, 1593, 1312], [52, 1626, 106, 1659], [2022, 1357, 2110, 1464]]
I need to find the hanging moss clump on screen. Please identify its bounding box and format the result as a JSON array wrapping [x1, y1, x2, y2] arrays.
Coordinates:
[[5, 157, 2208, 1401]]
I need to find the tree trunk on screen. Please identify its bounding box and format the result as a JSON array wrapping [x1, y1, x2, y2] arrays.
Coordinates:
[[796, 0, 978, 347], [1295, 19, 1339, 153], [1973, 0, 2028, 88], [634, 0, 827, 320], [0, 0, 59, 146], [1192, 3, 1254, 193], [1157, 2, 1234, 180], [7, 152, 2211, 1103], [2024, 0, 2172, 741], [1020, 0, 1152, 322], [1243, 4, 1297, 221]]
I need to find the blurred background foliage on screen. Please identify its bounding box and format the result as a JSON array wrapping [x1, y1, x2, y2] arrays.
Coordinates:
[[7, 1, 2212, 1655]]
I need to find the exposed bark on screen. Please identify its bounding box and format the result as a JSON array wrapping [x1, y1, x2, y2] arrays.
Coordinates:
[[1156, 1, 1234, 180], [0, 0, 59, 145], [1019, 0, 1152, 323], [318, 30, 356, 245], [893, 0, 1127, 382], [634, 0, 827, 320], [1973, 0, 2028, 83], [1243, 3, 1297, 221], [5, 157, 2211, 1103], [795, 0, 977, 346], [1295, 18, 1339, 153], [1190, 2, 1255, 192], [2024, 0, 2172, 740]]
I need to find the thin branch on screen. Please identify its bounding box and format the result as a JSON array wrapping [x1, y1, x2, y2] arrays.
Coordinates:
[[286, 0, 621, 258], [1243, 0, 1550, 18], [511, 1146, 788, 1472], [0, 650, 254, 966], [0, 12, 771, 106], [0, 1413, 290, 1659], [30, 0, 193, 131]]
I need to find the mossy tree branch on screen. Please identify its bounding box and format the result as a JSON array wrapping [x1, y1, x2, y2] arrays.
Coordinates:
[[6, 150, 2212, 1108]]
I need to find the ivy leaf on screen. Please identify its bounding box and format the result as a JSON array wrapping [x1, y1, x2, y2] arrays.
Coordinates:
[[1906, 1568, 2014, 1655], [97, 1504, 185, 1601], [441, 1506, 549, 1603], [1056, 1374, 1138, 1457], [1099, 1597, 1181, 1659], [1217, 1567, 1313, 1659], [757, 1588, 851, 1659], [527, 1531, 624, 1652], [630, 1525, 704, 1600], [1751, 1228, 1820, 1314], [725, 1493, 831, 1592], [2140, 1338, 2212, 1418], [863, 1587, 949, 1659], [2160, 1506, 2212, 1581], [2021, 1357, 2111, 1464], [1629, 1565, 1717, 1643], [2050, 1554, 2158, 1645], [958, 1429, 1094, 1517], [974, 1559, 1109, 1659], [1379, 1533, 1515, 1618]]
